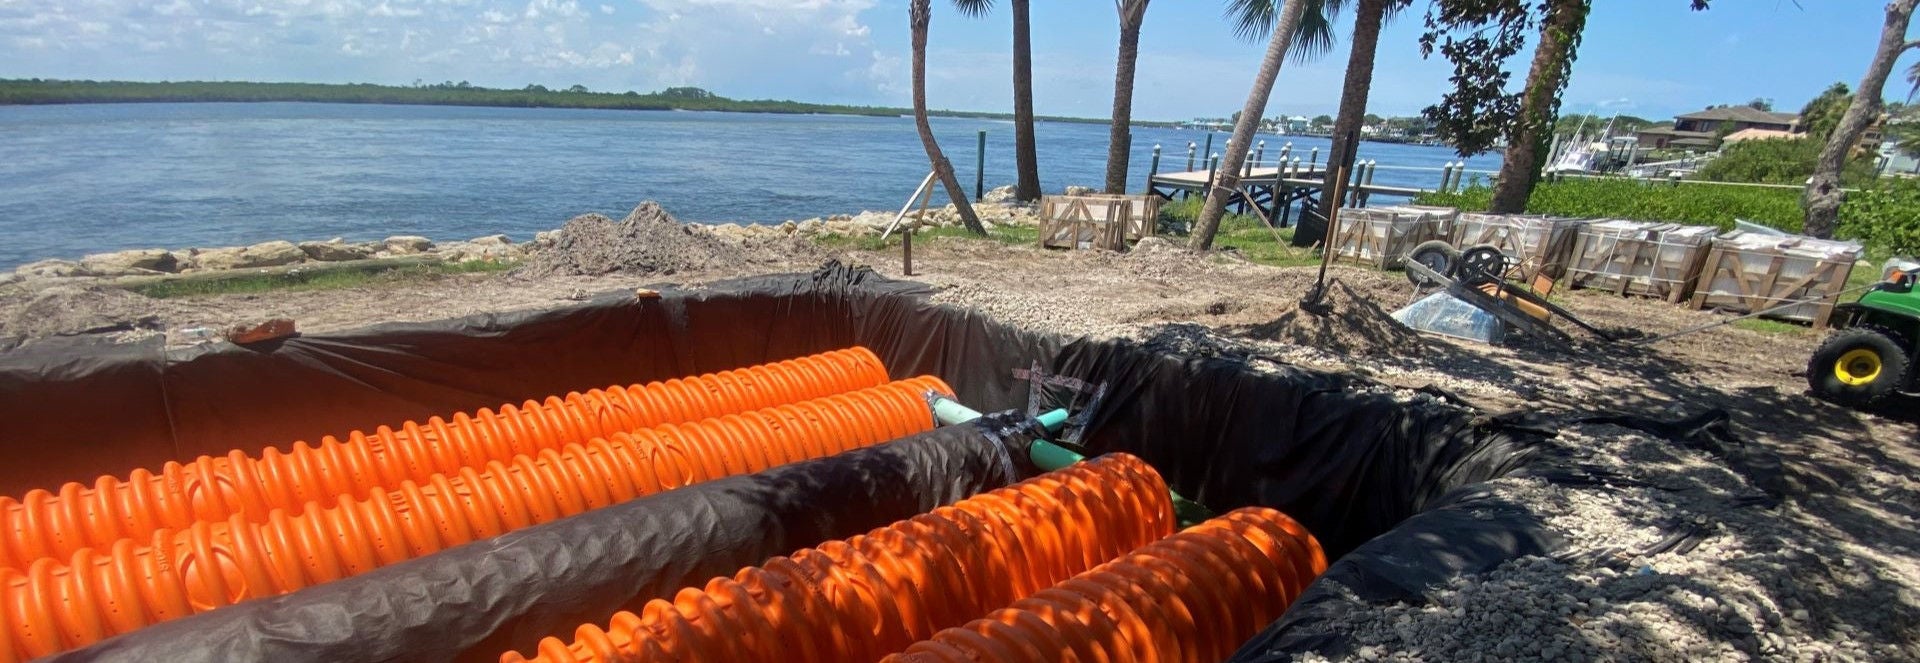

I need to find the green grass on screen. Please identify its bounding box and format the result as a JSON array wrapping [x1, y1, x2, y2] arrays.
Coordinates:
[[1732, 318, 1814, 336], [127, 260, 513, 299], [1155, 197, 1321, 268]]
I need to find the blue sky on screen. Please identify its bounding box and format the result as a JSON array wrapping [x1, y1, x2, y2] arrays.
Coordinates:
[[0, 1, 1910, 122]]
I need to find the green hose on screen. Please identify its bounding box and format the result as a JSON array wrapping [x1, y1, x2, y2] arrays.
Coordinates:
[[932, 397, 1214, 526]]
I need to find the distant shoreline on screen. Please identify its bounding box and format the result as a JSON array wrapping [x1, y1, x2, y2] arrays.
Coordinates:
[[0, 78, 1183, 128]]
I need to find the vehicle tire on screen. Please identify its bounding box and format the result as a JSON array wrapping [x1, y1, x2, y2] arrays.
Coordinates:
[[1807, 326, 1911, 407], [1405, 240, 1458, 287]]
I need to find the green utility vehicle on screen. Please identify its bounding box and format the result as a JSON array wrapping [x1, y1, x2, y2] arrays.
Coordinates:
[[1808, 270, 1920, 406]]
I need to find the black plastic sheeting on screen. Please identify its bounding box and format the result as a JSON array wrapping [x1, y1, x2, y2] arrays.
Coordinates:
[[55, 413, 1041, 663], [1, 262, 1582, 661]]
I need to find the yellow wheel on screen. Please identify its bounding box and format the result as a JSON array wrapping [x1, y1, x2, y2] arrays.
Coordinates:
[[1833, 348, 1884, 386], [1810, 326, 1909, 407]]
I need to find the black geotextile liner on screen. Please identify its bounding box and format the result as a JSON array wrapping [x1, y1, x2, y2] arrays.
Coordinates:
[[53, 414, 1040, 663], [1, 261, 1573, 660]]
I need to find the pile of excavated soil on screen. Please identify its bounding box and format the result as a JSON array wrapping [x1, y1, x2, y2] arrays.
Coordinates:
[[519, 202, 802, 277], [1225, 279, 1427, 358]]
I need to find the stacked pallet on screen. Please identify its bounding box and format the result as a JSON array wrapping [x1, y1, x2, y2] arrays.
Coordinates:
[[1689, 231, 1863, 328], [1565, 220, 1719, 302], [1038, 194, 1158, 251]]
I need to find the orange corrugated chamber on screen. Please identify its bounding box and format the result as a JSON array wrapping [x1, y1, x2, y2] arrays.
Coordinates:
[[0, 347, 888, 571], [882, 507, 1328, 663], [0, 376, 947, 663], [502, 453, 1178, 663]]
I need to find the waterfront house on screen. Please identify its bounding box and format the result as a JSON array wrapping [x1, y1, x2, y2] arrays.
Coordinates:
[[1636, 106, 1800, 150]]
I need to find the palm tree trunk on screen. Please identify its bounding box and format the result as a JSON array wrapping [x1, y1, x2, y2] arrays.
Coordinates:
[[911, 0, 987, 235], [1804, 0, 1916, 238], [1489, 0, 1588, 214], [1319, 0, 1387, 235], [1103, 0, 1150, 194], [1188, 0, 1309, 250], [1011, 0, 1042, 202]]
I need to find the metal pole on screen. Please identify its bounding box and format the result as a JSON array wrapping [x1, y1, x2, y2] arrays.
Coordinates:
[[975, 130, 986, 201]]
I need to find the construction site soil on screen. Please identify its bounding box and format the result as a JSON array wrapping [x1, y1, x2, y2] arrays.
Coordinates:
[[0, 223, 1915, 662]]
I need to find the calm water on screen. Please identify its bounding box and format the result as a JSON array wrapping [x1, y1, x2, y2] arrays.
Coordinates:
[[0, 102, 1502, 268]]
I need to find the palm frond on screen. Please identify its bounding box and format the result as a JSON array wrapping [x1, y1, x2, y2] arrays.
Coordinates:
[[951, 0, 994, 18], [1223, 0, 1275, 42], [1224, 0, 1347, 59], [1288, 0, 1337, 63], [1909, 59, 1920, 102]]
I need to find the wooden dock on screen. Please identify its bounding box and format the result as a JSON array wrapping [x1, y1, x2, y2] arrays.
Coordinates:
[[1147, 164, 1440, 228]]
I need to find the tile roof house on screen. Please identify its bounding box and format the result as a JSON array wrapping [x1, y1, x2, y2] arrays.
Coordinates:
[[1636, 106, 1801, 150]]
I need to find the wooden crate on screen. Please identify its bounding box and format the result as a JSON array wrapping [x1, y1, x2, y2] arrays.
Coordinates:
[[1450, 213, 1587, 280], [1067, 193, 1162, 241], [1328, 207, 1448, 269], [1038, 195, 1133, 251], [1564, 220, 1718, 302], [1379, 204, 1460, 240], [1688, 232, 1862, 328]]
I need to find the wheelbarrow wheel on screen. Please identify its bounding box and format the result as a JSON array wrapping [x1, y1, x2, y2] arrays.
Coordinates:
[[1405, 240, 1459, 288]]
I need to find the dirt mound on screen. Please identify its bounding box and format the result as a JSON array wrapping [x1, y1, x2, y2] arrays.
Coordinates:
[[0, 285, 163, 340], [519, 202, 797, 277], [1226, 279, 1425, 357]]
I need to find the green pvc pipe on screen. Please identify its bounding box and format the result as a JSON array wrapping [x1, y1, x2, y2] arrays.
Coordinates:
[[931, 397, 1214, 526]]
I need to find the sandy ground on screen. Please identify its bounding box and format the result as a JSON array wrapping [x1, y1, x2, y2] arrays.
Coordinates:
[[1, 228, 1916, 661]]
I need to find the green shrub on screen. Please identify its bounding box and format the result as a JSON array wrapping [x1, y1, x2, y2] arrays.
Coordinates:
[[1695, 138, 1877, 186], [1414, 179, 1804, 231], [1838, 179, 1920, 256]]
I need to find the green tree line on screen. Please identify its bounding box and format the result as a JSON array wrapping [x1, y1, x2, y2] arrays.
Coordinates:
[[0, 78, 1175, 126]]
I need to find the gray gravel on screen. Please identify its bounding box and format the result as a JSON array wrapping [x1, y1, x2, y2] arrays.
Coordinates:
[[1290, 423, 1920, 662]]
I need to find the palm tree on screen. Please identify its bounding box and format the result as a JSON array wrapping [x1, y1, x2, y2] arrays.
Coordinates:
[[1189, 0, 1312, 249], [954, 0, 1042, 202], [1487, 0, 1587, 214], [1805, 0, 1917, 238], [909, 0, 987, 235], [1102, 0, 1151, 194], [1229, 0, 1408, 230]]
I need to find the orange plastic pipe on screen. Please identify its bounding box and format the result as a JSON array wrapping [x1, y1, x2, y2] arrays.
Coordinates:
[[502, 453, 1177, 663], [0, 376, 947, 663], [0, 348, 889, 571], [882, 507, 1328, 663]]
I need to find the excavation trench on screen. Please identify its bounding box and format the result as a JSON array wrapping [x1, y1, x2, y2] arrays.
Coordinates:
[[1, 263, 1562, 661]]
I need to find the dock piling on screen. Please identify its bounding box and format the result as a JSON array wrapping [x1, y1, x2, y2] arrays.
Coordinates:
[[1186, 141, 1197, 172], [1308, 147, 1319, 170], [974, 130, 986, 200], [1149, 144, 1162, 184]]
